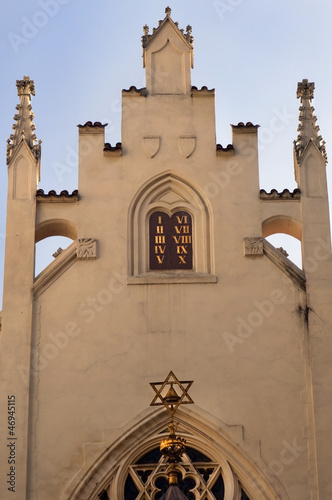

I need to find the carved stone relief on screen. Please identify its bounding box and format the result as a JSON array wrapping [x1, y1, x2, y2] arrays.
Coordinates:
[[143, 137, 160, 158], [77, 238, 97, 260], [178, 136, 196, 158], [243, 237, 263, 256]]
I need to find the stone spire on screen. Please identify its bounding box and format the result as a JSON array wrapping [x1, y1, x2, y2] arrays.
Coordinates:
[[6, 76, 41, 165], [294, 79, 327, 163]]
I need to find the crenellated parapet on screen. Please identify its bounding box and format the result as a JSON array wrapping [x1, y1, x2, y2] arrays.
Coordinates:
[[294, 79, 327, 163], [6, 76, 41, 165]]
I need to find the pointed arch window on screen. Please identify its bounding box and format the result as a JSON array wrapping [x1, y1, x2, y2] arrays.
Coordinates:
[[128, 172, 217, 284]]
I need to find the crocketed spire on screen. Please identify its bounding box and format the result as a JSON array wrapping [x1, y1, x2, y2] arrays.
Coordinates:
[[6, 76, 41, 165], [294, 79, 326, 163]]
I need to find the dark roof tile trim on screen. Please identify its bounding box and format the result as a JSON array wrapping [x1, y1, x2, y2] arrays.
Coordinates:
[[122, 86, 148, 96], [216, 144, 234, 152], [232, 122, 260, 128], [103, 143, 122, 152], [77, 121, 108, 128], [191, 85, 215, 93], [36, 189, 78, 198], [260, 188, 301, 200]]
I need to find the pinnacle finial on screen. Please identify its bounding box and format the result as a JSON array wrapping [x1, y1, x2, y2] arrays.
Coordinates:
[[294, 79, 326, 163], [142, 8, 194, 49], [7, 76, 41, 165], [297, 79, 314, 100], [150, 371, 194, 490], [16, 76, 35, 98]]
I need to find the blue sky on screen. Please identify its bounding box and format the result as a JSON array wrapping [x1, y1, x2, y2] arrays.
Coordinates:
[[1, 0, 332, 300]]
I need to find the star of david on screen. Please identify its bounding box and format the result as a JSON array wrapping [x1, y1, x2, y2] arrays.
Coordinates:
[[150, 371, 194, 416]]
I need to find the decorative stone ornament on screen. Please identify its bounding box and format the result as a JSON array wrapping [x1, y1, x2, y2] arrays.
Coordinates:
[[243, 237, 264, 256], [141, 7, 194, 51], [178, 136, 196, 158], [143, 136, 161, 158], [77, 238, 97, 259]]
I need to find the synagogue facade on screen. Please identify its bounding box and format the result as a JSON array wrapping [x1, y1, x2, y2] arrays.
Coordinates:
[[1, 7, 332, 500]]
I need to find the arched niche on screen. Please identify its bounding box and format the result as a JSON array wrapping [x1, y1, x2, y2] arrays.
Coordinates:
[[128, 171, 215, 279]]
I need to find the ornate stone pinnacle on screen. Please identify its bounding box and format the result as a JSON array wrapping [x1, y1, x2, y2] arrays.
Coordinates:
[[7, 76, 41, 165], [142, 9, 194, 49], [16, 76, 35, 97], [296, 79, 314, 100], [185, 25, 193, 44], [294, 79, 327, 163]]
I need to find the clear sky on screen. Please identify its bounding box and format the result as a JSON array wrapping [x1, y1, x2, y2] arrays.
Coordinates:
[[1, 0, 332, 301]]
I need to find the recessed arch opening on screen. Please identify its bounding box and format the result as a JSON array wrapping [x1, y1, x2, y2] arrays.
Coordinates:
[[35, 219, 78, 276], [262, 216, 302, 268], [35, 218, 78, 243]]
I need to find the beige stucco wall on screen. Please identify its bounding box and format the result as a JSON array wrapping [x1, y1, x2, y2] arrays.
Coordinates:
[[1, 12, 332, 500]]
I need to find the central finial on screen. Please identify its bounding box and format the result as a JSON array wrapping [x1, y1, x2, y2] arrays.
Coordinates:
[[165, 6, 172, 17], [150, 371, 194, 490], [297, 78, 314, 100], [16, 76, 35, 97], [150, 370, 193, 417]]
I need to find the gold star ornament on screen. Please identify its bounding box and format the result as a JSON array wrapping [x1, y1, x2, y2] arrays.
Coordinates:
[[150, 370, 194, 417]]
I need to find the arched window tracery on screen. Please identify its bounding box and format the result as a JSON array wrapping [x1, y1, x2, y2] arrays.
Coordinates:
[[102, 445, 251, 500]]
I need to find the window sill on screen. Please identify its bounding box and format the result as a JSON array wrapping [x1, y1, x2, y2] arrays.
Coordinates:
[[127, 273, 218, 285]]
